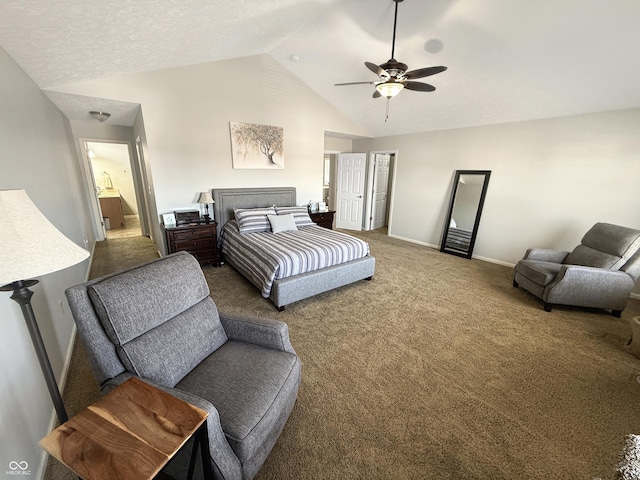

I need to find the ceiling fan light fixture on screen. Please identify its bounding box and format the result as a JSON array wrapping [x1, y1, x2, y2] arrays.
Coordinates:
[[376, 82, 404, 98], [89, 111, 111, 122]]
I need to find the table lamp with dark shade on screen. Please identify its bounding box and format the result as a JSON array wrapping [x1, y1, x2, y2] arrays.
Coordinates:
[[0, 189, 90, 424]]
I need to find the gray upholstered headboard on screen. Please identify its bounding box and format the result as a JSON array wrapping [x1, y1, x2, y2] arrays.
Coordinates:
[[212, 187, 297, 235]]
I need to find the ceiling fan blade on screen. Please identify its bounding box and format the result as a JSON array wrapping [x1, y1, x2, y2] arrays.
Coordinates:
[[335, 81, 377, 86], [403, 81, 436, 92], [365, 61, 384, 76], [404, 66, 448, 80], [365, 62, 390, 80], [373, 90, 382, 98]]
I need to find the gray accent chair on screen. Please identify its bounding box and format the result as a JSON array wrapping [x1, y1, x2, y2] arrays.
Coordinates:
[[65, 251, 301, 480], [513, 222, 640, 317]]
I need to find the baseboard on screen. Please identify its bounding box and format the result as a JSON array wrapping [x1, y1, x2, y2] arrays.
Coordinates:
[[388, 233, 515, 266], [472, 254, 515, 267], [388, 233, 439, 250]]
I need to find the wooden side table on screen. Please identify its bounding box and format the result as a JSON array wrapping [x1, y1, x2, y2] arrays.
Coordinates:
[[165, 222, 221, 267], [40, 377, 213, 480], [309, 210, 335, 230]]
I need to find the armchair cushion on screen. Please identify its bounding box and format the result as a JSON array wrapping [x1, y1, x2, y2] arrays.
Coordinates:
[[564, 222, 640, 269], [117, 298, 227, 387], [87, 252, 210, 344], [581, 222, 640, 258], [86, 252, 228, 387], [563, 245, 621, 269], [176, 341, 300, 466]]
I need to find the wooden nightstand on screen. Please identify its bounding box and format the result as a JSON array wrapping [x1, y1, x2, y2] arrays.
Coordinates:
[[165, 222, 221, 266], [309, 210, 335, 230], [40, 377, 213, 480]]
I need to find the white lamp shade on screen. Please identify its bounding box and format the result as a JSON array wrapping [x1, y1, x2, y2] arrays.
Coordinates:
[[197, 191, 214, 204], [0, 190, 90, 285]]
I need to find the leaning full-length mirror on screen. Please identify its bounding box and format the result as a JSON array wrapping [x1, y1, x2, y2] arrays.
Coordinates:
[[440, 170, 491, 259]]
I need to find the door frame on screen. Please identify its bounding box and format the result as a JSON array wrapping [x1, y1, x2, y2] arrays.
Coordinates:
[[79, 138, 147, 240], [323, 150, 341, 212], [364, 150, 398, 232]]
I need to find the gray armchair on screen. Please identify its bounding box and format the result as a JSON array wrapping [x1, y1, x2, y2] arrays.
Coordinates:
[[65, 251, 301, 480], [513, 222, 640, 316]]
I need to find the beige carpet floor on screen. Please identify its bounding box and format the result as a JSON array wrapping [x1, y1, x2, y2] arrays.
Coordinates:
[[46, 230, 640, 480]]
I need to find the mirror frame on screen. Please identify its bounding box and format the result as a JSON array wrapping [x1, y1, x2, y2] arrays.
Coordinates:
[[440, 170, 491, 259]]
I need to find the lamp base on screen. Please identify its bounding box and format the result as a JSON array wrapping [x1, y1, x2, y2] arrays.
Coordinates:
[[3, 279, 69, 424]]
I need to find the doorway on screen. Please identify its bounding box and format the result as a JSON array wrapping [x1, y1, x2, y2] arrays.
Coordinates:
[[82, 140, 145, 240], [364, 151, 396, 231]]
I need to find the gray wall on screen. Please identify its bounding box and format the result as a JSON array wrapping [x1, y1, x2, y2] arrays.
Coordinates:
[[0, 46, 93, 478]]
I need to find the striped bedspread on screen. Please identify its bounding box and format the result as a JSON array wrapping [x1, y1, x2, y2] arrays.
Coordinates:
[[221, 220, 370, 298], [445, 227, 472, 251]]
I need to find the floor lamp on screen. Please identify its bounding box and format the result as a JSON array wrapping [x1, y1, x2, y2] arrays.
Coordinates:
[[0, 190, 89, 424]]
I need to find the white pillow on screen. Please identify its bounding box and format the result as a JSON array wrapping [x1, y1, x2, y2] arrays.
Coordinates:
[[268, 214, 298, 233]]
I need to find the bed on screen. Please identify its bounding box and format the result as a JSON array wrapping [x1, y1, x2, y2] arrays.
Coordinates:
[[212, 187, 376, 310]]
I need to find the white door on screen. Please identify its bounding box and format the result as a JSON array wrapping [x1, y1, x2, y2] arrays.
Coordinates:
[[371, 154, 390, 230], [336, 153, 367, 230]]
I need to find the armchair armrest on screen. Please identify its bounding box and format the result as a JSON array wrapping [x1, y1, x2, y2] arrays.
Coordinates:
[[219, 311, 297, 354], [546, 265, 635, 309], [523, 248, 570, 263], [102, 372, 242, 479]]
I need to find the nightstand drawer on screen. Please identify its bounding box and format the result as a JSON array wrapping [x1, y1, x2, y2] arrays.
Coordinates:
[[172, 226, 214, 241], [173, 237, 214, 251]]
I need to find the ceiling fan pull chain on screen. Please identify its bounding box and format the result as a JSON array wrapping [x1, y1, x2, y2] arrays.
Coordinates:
[[385, 97, 391, 122]]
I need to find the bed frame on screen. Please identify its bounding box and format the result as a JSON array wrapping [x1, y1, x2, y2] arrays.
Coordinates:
[[212, 187, 376, 310]]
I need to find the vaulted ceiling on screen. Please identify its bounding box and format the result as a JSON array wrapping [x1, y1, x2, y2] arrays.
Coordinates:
[[2, 0, 639, 137]]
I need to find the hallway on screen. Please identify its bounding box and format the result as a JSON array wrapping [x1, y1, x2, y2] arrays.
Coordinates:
[[105, 214, 142, 239]]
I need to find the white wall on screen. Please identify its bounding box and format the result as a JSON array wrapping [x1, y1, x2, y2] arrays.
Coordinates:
[[0, 47, 93, 478], [324, 135, 353, 152], [354, 108, 640, 292], [50, 54, 370, 253]]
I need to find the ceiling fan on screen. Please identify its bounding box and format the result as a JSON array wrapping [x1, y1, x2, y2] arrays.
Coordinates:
[[335, 0, 447, 102]]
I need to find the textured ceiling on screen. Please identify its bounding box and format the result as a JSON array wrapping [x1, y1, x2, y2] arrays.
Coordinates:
[[2, 0, 640, 137]]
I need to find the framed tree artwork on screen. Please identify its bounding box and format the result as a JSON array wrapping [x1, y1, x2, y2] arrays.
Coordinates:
[[230, 121, 284, 169]]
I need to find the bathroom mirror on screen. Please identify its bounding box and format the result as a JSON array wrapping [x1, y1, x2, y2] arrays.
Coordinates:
[[440, 170, 491, 259]]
